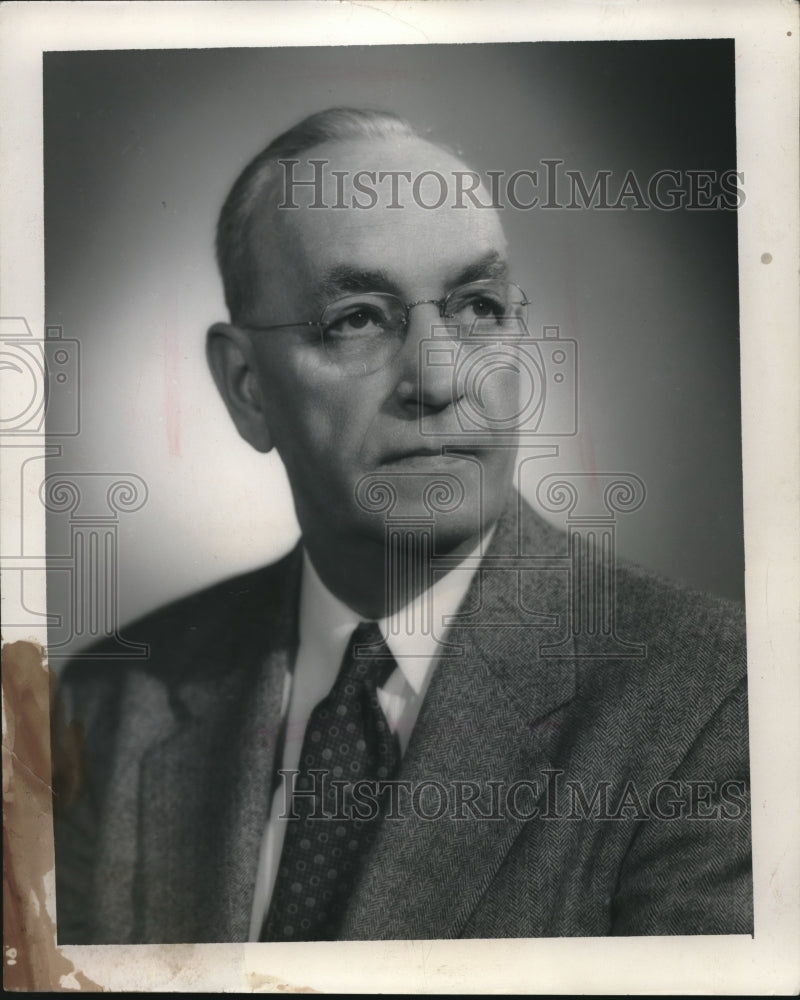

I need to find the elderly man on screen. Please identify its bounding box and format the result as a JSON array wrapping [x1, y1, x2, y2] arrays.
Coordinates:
[[52, 107, 752, 943]]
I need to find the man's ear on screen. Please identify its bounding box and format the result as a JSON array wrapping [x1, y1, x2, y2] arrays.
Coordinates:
[[206, 322, 273, 453]]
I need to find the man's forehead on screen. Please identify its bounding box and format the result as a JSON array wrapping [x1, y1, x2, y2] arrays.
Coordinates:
[[257, 133, 508, 294], [304, 133, 475, 181], [269, 133, 497, 206]]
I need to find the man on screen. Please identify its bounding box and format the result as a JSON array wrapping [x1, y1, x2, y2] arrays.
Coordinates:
[[52, 107, 752, 943]]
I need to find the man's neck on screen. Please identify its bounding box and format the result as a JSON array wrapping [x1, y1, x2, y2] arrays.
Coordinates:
[[300, 524, 494, 621]]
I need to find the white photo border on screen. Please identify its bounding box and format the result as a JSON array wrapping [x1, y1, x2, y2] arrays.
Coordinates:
[[1, 0, 798, 993]]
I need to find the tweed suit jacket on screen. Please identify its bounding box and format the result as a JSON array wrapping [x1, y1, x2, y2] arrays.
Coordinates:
[[52, 494, 752, 943]]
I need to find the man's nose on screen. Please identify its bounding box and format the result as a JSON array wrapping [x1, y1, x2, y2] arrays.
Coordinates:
[[393, 303, 463, 414]]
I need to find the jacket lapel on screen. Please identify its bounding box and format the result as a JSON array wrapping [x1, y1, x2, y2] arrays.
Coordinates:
[[136, 551, 302, 943], [341, 497, 577, 939]]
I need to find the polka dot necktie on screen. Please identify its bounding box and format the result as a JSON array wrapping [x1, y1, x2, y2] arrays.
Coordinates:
[[260, 621, 401, 941]]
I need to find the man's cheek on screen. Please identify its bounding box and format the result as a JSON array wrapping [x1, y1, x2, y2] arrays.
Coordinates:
[[296, 412, 362, 491]]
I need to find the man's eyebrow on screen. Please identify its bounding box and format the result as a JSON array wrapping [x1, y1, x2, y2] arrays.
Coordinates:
[[450, 252, 509, 287], [321, 266, 402, 299], [318, 253, 509, 304]]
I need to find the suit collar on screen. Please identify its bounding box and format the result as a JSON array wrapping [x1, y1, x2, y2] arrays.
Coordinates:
[[298, 529, 492, 698], [449, 488, 576, 725]]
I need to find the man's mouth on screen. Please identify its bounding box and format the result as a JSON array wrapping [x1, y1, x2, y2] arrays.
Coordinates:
[[381, 444, 483, 465]]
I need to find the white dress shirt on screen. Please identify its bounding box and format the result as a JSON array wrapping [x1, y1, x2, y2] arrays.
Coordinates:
[[248, 536, 490, 940]]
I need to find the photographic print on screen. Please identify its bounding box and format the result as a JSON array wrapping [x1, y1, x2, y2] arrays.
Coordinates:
[[2, 1, 798, 993]]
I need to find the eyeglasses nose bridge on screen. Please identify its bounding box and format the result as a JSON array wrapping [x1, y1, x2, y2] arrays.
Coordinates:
[[402, 298, 454, 336], [405, 297, 448, 319]]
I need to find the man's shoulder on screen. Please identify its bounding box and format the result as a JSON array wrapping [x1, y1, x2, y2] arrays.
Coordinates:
[[589, 549, 748, 734], [57, 545, 302, 701], [515, 497, 747, 689], [615, 556, 745, 641], [510, 503, 749, 797], [517, 495, 744, 611], [613, 555, 746, 668]]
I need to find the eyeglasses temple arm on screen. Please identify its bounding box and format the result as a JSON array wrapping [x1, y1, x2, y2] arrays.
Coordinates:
[[239, 321, 319, 333]]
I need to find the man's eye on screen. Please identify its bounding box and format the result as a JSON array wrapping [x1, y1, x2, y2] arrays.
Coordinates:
[[346, 310, 375, 330], [325, 307, 384, 339], [470, 296, 503, 318], [454, 295, 505, 323]]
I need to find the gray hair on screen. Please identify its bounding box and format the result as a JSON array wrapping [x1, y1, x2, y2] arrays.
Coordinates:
[[216, 107, 420, 323]]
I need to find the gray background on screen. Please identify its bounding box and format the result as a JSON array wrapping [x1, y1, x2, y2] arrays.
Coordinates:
[[43, 41, 744, 656]]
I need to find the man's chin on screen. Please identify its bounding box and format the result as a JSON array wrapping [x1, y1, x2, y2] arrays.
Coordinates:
[[351, 457, 506, 552]]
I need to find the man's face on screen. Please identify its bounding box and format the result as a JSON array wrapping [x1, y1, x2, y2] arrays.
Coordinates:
[[241, 135, 522, 554]]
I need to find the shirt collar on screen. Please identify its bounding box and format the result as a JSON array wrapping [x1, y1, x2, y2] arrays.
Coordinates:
[[298, 529, 492, 696]]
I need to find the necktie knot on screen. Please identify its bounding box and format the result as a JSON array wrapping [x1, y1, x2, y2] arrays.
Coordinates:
[[334, 621, 397, 693]]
